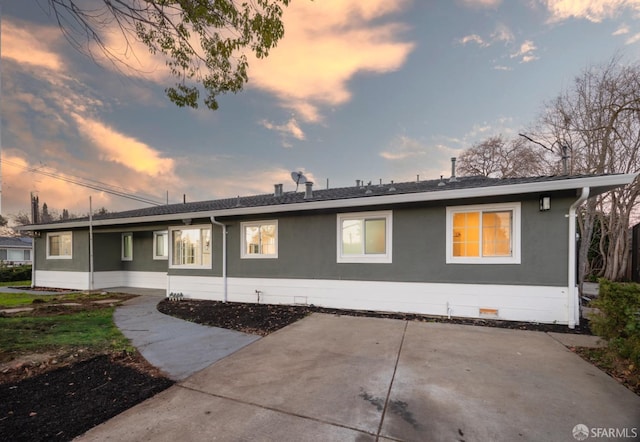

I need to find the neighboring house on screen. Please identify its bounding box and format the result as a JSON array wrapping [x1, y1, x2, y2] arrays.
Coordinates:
[[18, 172, 637, 328], [0, 236, 33, 265]]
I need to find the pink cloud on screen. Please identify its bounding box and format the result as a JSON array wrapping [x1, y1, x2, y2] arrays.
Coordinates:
[[248, 0, 415, 122], [1, 19, 64, 71]]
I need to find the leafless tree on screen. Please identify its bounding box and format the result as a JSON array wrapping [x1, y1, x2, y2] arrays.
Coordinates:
[[457, 135, 550, 178], [534, 55, 640, 281]]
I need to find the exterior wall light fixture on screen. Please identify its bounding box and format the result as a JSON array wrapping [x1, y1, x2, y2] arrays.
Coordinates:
[[539, 196, 551, 211]]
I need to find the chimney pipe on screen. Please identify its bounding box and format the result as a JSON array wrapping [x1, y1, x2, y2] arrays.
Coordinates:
[[356, 179, 361, 187], [304, 181, 314, 199], [450, 157, 458, 182], [274, 183, 283, 197]]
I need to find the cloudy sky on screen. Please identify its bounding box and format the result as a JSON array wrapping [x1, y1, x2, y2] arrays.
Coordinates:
[[2, 0, 640, 219]]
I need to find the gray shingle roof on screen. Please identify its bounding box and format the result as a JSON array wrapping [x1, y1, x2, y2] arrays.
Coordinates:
[[0, 237, 32, 247], [23, 173, 629, 227]]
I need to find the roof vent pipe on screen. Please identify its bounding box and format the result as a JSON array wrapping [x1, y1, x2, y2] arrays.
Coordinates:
[[450, 157, 458, 182], [304, 181, 314, 199], [274, 183, 283, 197], [356, 179, 361, 187]]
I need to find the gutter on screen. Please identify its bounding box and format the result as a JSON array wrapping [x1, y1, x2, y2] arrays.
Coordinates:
[[568, 187, 590, 329], [210, 217, 227, 302]]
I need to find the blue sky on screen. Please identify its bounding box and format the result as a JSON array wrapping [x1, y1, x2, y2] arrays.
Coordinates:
[[2, 0, 640, 218]]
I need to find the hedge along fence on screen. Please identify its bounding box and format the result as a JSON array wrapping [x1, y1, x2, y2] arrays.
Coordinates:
[[590, 279, 640, 365], [0, 264, 32, 282]]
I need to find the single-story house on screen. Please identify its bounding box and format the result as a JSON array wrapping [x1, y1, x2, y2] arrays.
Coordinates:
[[18, 172, 637, 328], [0, 236, 33, 265]]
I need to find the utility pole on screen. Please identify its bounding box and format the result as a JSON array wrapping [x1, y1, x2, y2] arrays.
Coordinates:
[[30, 192, 39, 224]]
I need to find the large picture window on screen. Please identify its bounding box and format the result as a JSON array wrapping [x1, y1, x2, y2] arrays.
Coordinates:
[[46, 231, 72, 259], [169, 225, 211, 268], [337, 211, 392, 263], [241, 221, 278, 259], [446, 203, 521, 264]]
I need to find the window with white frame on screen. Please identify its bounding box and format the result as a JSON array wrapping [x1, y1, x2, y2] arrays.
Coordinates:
[[122, 233, 133, 261], [153, 231, 169, 260], [241, 221, 278, 259], [170, 225, 212, 268], [46, 231, 72, 259], [0, 249, 30, 261], [446, 202, 521, 264], [337, 211, 392, 263]]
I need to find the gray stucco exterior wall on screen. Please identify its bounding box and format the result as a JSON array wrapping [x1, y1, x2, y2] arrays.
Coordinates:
[[35, 230, 90, 272], [224, 196, 570, 286], [35, 229, 170, 273], [92, 231, 169, 272], [34, 194, 572, 287]]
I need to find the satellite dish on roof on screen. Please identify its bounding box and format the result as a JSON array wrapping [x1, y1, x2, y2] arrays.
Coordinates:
[[291, 171, 307, 191]]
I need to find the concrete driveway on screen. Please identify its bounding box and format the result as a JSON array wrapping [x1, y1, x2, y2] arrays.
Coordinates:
[[76, 314, 640, 442]]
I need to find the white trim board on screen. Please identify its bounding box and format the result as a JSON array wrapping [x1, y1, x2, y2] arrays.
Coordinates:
[[34, 270, 167, 291], [167, 276, 571, 325]]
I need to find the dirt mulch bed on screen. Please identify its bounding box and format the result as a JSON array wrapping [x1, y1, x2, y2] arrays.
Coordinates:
[[157, 298, 594, 336], [0, 351, 174, 442]]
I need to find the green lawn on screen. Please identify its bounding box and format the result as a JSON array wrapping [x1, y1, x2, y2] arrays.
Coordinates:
[[0, 280, 31, 287], [0, 308, 132, 360], [0, 291, 123, 308], [0, 292, 53, 308], [0, 291, 136, 361]]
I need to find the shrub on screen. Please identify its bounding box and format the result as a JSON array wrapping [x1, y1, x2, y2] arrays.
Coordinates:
[[590, 279, 640, 365], [0, 264, 32, 282]]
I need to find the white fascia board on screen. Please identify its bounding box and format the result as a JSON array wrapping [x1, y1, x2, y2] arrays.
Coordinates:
[[18, 173, 637, 231]]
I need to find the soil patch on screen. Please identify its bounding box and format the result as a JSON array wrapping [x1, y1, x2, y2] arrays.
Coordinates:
[[0, 352, 173, 442], [157, 298, 593, 336]]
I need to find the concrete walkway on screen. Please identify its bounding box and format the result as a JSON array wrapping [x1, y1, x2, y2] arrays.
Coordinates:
[[112, 292, 260, 380], [77, 314, 640, 442]]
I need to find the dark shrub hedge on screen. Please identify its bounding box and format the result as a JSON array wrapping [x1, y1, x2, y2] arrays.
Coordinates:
[[591, 279, 640, 365], [0, 264, 32, 282]]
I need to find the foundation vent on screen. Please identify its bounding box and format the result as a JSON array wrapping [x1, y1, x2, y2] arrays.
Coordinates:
[[479, 308, 499, 318]]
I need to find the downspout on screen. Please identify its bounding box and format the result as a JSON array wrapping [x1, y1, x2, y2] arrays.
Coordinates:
[[210, 217, 227, 302], [568, 187, 590, 329]]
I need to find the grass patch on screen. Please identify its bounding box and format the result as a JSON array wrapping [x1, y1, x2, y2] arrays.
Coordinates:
[[0, 280, 31, 287], [0, 308, 132, 362], [0, 291, 128, 308], [0, 292, 45, 308]]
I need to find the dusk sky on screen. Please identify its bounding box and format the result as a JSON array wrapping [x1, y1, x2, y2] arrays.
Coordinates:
[[2, 0, 640, 220]]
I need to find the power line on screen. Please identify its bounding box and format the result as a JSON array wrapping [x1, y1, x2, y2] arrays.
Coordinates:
[[1, 158, 165, 206]]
